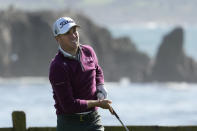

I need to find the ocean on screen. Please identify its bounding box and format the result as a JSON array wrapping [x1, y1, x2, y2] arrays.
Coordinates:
[[1, 77, 197, 127]]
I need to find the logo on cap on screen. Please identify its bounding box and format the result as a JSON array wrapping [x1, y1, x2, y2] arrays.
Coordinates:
[[59, 20, 74, 29]]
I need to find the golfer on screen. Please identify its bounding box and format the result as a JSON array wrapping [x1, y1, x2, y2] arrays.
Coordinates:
[[49, 17, 113, 131]]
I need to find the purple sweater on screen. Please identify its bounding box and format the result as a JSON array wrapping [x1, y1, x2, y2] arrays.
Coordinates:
[[49, 45, 104, 115]]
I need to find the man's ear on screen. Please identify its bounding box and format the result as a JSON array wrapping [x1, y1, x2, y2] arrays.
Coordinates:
[[55, 36, 60, 43]]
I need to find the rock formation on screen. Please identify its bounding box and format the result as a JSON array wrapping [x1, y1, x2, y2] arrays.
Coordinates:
[[2, 8, 197, 82], [0, 8, 150, 82], [146, 27, 197, 82], [77, 15, 150, 81]]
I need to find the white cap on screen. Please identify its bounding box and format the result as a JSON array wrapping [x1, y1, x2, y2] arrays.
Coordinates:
[[53, 17, 79, 36]]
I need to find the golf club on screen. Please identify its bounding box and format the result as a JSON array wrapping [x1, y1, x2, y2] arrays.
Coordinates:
[[112, 107, 130, 131]]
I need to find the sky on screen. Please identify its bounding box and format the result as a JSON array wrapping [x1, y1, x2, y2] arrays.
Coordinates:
[[0, 0, 197, 26]]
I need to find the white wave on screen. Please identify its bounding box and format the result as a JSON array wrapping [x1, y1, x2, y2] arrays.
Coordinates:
[[163, 82, 197, 90]]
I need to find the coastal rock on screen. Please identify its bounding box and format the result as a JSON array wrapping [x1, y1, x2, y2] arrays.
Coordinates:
[[77, 15, 150, 81], [0, 9, 57, 76], [147, 27, 197, 82], [0, 8, 150, 82]]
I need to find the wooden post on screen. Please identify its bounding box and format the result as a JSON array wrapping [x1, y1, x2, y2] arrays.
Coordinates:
[[12, 111, 26, 131]]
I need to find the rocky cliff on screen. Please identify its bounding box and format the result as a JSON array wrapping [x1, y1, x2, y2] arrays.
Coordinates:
[[146, 27, 197, 82], [0, 8, 150, 82], [1, 8, 197, 82]]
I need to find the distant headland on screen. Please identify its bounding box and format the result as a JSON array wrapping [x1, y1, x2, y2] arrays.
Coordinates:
[[1, 8, 197, 82]]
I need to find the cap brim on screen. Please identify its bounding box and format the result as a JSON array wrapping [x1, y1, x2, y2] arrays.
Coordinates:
[[60, 24, 80, 35]]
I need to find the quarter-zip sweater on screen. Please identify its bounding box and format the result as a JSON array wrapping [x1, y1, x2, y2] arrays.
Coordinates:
[[49, 44, 104, 115]]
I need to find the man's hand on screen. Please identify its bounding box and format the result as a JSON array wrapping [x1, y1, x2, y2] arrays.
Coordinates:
[[98, 99, 114, 114], [87, 99, 114, 114]]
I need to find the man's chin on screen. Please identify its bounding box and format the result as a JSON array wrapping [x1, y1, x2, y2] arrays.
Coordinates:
[[72, 42, 79, 48]]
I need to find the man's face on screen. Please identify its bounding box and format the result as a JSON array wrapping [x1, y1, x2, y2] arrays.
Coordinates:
[[57, 26, 79, 52]]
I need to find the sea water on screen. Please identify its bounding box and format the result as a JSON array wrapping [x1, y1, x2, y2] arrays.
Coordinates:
[[1, 77, 197, 127]]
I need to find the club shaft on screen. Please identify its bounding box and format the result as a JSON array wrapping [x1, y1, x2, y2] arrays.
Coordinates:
[[112, 108, 130, 131], [117, 117, 130, 131]]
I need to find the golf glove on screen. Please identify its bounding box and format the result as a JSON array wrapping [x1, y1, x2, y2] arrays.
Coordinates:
[[96, 84, 107, 100]]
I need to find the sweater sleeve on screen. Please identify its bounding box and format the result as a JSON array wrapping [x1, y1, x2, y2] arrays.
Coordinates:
[[96, 64, 104, 86], [90, 46, 105, 86], [49, 62, 88, 114]]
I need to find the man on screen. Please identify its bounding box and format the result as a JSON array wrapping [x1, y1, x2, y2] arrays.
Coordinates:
[[49, 17, 113, 131]]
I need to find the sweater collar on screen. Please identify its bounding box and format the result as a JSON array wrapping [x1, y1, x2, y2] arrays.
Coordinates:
[[59, 45, 81, 59]]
